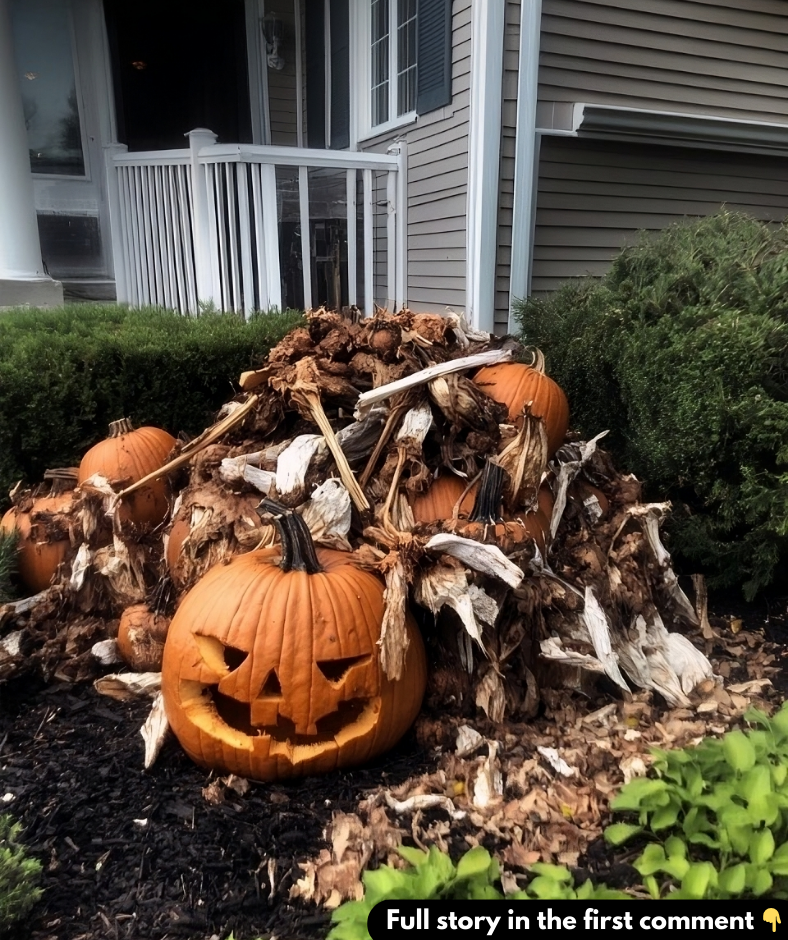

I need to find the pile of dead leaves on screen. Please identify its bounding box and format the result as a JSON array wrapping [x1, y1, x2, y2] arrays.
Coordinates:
[[1, 308, 714, 722]]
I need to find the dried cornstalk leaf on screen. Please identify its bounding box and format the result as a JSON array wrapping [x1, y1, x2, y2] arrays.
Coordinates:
[[471, 741, 503, 807], [275, 435, 327, 500], [383, 792, 466, 820], [414, 563, 484, 651], [276, 362, 369, 513], [424, 534, 524, 589], [494, 411, 548, 509], [141, 691, 170, 769], [94, 671, 161, 700], [335, 405, 389, 464], [355, 348, 514, 420], [395, 401, 433, 448], [474, 669, 506, 723], [0, 589, 53, 622], [638, 508, 699, 626], [379, 557, 410, 680], [91, 639, 122, 665], [691, 573, 714, 640], [581, 587, 630, 692], [69, 544, 92, 591], [537, 746, 576, 778], [455, 725, 484, 757], [549, 431, 609, 538], [539, 637, 606, 673], [444, 311, 490, 348], [300, 479, 352, 549], [219, 452, 276, 494]]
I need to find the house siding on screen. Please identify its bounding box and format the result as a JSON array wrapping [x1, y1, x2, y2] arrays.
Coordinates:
[[266, 0, 300, 146], [537, 0, 788, 128], [531, 135, 788, 295], [360, 0, 472, 313]]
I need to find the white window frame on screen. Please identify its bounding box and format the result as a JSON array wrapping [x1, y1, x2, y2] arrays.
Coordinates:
[[352, 0, 417, 144]]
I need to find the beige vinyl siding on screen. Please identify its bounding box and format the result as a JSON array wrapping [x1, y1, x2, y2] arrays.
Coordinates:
[[538, 0, 788, 126], [494, 0, 521, 333], [531, 136, 788, 294], [361, 0, 472, 313], [266, 0, 299, 146]]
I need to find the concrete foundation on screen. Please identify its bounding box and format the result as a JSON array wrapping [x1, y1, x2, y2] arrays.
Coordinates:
[[0, 277, 65, 309]]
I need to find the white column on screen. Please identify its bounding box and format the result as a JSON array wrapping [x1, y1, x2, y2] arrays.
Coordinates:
[[187, 128, 219, 310], [508, 0, 543, 332], [0, 0, 62, 305], [466, 0, 505, 333]]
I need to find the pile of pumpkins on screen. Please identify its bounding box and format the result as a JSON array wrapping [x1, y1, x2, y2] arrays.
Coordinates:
[[2, 357, 572, 781]]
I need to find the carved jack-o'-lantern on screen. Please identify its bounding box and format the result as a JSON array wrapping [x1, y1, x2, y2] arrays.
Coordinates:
[[161, 501, 427, 780]]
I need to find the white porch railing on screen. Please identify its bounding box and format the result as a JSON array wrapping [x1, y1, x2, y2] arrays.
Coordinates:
[[104, 129, 407, 316]]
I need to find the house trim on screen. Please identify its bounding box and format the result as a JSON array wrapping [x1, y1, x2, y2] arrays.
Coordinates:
[[544, 104, 788, 158], [466, 0, 505, 333], [508, 0, 542, 332]]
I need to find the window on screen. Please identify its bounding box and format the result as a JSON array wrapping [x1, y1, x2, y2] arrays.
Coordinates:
[[370, 0, 416, 128]]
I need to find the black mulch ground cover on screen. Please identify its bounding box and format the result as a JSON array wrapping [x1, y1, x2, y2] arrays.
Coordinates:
[[2, 588, 787, 940], [0, 678, 432, 940]]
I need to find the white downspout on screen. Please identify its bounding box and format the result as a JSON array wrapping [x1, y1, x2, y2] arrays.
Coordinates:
[[0, 0, 62, 304], [466, 0, 505, 333], [508, 0, 542, 332]]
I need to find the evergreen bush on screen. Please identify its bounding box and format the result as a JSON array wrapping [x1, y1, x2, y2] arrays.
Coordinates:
[[514, 211, 788, 598], [0, 305, 301, 507], [0, 815, 42, 932]]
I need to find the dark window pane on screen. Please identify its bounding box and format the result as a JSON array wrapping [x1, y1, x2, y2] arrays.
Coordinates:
[[10, 0, 85, 176]]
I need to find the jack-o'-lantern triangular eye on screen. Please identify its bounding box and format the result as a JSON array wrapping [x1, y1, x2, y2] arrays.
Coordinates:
[[223, 643, 249, 671], [317, 654, 372, 684], [261, 669, 282, 698]]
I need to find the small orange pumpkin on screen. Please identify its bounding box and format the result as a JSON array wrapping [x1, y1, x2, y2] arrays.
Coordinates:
[[161, 500, 427, 781], [117, 603, 171, 672], [1, 489, 73, 593], [410, 473, 476, 525], [78, 418, 176, 527], [473, 356, 569, 457], [0, 470, 77, 593]]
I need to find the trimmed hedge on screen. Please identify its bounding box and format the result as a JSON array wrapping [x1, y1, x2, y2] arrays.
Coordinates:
[[0, 305, 301, 504], [515, 211, 788, 599]]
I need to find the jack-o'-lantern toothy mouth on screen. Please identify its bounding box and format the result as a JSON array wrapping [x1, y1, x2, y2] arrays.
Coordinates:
[[178, 679, 382, 752]]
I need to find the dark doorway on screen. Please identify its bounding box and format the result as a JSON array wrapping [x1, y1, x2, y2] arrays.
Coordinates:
[[104, 0, 253, 151]]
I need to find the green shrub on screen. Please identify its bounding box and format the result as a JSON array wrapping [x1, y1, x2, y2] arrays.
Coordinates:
[[0, 304, 302, 506], [515, 211, 788, 598], [0, 815, 42, 931]]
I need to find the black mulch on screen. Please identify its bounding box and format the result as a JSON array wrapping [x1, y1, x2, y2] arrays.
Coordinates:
[[2, 588, 787, 940], [0, 678, 431, 940]]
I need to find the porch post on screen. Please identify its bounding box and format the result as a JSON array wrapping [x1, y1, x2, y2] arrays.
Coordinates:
[[0, 0, 63, 307], [187, 128, 219, 311]]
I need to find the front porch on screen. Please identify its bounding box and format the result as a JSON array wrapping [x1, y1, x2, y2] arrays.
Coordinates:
[[106, 131, 407, 317]]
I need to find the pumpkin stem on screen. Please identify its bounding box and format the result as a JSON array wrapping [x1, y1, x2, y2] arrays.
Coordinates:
[[468, 461, 506, 525], [108, 417, 135, 438], [525, 347, 546, 374], [257, 498, 323, 575]]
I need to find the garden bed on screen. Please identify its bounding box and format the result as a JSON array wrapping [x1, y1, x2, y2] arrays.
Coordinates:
[[3, 590, 786, 940]]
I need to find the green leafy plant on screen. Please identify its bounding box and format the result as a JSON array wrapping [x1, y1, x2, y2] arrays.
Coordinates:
[[328, 845, 627, 940], [514, 211, 788, 598], [0, 815, 43, 931], [606, 702, 788, 898]]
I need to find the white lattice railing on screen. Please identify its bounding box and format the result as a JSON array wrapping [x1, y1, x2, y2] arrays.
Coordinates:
[[105, 130, 407, 316]]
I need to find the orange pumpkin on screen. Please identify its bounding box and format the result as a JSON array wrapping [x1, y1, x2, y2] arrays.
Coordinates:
[[473, 359, 569, 457], [161, 500, 427, 781], [0, 489, 73, 593], [78, 418, 176, 527], [165, 516, 191, 574], [410, 474, 476, 525], [117, 603, 170, 672]]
